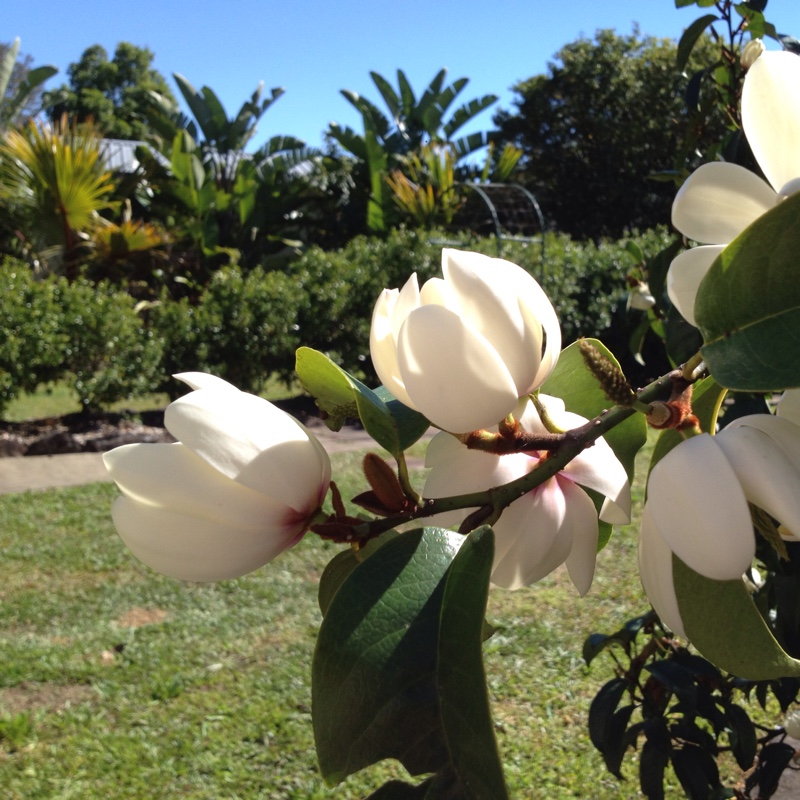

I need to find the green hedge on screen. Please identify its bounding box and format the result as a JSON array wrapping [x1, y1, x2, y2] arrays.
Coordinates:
[[0, 259, 162, 413], [1, 228, 673, 414]]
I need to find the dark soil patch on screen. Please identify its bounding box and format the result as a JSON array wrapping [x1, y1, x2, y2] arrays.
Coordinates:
[[0, 395, 343, 458]]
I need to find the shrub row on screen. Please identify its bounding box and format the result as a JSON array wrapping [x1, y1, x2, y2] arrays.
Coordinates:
[[0, 227, 673, 414]]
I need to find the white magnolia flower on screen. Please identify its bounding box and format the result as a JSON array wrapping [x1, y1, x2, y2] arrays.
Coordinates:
[[785, 709, 800, 739], [639, 414, 800, 635], [628, 281, 656, 311], [104, 372, 331, 581], [423, 394, 631, 593], [370, 248, 561, 434], [668, 50, 800, 326]]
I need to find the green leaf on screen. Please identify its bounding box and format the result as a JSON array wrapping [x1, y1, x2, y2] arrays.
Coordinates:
[[295, 347, 429, 454], [677, 14, 720, 72], [727, 703, 757, 771], [312, 526, 508, 799], [318, 531, 400, 617], [541, 338, 647, 483], [695, 192, 800, 391], [639, 739, 669, 800], [673, 555, 800, 680]]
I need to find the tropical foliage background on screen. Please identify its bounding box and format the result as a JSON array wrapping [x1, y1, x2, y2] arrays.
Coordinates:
[[3, 2, 800, 797]]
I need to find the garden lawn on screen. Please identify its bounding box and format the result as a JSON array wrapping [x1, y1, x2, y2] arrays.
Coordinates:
[[0, 446, 753, 798]]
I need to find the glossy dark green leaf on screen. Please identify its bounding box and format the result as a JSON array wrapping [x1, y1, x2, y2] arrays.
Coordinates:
[[695, 191, 800, 391], [295, 347, 429, 454], [639, 739, 669, 800], [589, 677, 627, 753], [673, 554, 800, 679], [727, 703, 757, 771], [672, 746, 720, 799], [677, 14, 720, 72], [318, 532, 400, 617], [313, 526, 508, 799], [753, 742, 796, 797]]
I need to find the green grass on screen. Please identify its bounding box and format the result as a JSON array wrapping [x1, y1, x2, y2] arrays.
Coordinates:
[[1, 376, 300, 422], [0, 442, 764, 798]]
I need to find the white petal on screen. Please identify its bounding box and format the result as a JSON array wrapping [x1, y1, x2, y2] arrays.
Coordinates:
[[491, 478, 570, 589], [519, 286, 561, 390], [398, 304, 518, 432], [103, 442, 288, 528], [666, 245, 724, 327], [646, 434, 755, 580], [742, 50, 800, 194], [717, 422, 800, 538], [562, 438, 631, 524], [174, 372, 240, 393], [561, 480, 601, 596], [442, 249, 544, 396], [370, 287, 416, 409], [638, 506, 686, 638], [423, 435, 531, 529], [727, 414, 800, 474], [777, 389, 800, 428], [110, 496, 302, 581], [165, 389, 329, 512], [671, 162, 778, 243]]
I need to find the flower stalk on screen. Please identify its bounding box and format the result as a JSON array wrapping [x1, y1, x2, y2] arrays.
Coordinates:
[[316, 369, 676, 545]]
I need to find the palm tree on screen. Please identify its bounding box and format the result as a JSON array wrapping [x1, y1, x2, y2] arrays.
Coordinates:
[[0, 38, 57, 131], [328, 68, 498, 232], [0, 115, 117, 276]]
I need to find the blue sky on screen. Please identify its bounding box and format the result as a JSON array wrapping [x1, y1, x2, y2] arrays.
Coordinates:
[[8, 1, 800, 151]]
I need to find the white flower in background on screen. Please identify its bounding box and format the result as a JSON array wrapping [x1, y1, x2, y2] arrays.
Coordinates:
[[370, 248, 561, 434], [422, 394, 631, 593], [741, 38, 766, 69], [104, 372, 331, 581], [785, 709, 800, 738], [668, 49, 800, 326], [639, 414, 800, 636], [627, 281, 656, 311]]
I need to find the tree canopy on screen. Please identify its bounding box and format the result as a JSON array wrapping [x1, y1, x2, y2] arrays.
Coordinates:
[[493, 28, 726, 240], [46, 42, 175, 140]]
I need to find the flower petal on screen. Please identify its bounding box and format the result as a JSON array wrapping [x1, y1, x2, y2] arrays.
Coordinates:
[[174, 372, 240, 393], [742, 50, 800, 195], [491, 478, 570, 589], [442, 249, 545, 396], [165, 389, 329, 512], [639, 506, 686, 638], [730, 413, 800, 474], [103, 442, 289, 528], [111, 495, 300, 582], [370, 286, 417, 409], [646, 434, 755, 580], [398, 304, 518, 432], [671, 162, 777, 243], [667, 245, 724, 327], [561, 479, 601, 596], [562, 438, 631, 524], [716, 421, 800, 539]]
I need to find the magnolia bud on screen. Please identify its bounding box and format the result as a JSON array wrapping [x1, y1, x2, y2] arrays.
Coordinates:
[[741, 39, 766, 69]]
